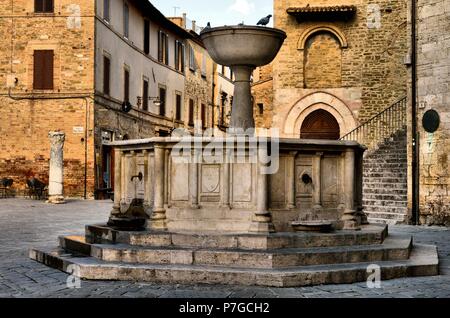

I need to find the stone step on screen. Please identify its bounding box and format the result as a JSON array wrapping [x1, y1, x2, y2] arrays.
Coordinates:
[[364, 163, 407, 169], [363, 189, 407, 196], [364, 207, 408, 216], [85, 224, 389, 250], [364, 159, 407, 164], [364, 194, 407, 201], [363, 168, 406, 174], [59, 235, 413, 269], [363, 199, 407, 207], [363, 183, 407, 190], [367, 218, 404, 226], [364, 210, 407, 220], [29, 244, 439, 287]]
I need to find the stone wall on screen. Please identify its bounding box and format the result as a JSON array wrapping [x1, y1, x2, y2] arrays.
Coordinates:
[[253, 0, 408, 137], [0, 0, 96, 197], [414, 0, 450, 225]]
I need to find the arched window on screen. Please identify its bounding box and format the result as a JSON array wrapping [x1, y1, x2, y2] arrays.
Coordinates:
[[300, 109, 340, 140], [304, 32, 342, 88]]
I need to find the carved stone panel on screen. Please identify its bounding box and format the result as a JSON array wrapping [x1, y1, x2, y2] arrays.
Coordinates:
[[232, 163, 253, 203], [321, 156, 339, 208], [171, 161, 190, 202], [200, 164, 221, 203], [269, 156, 286, 208]]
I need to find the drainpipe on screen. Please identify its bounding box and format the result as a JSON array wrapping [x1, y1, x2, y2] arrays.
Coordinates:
[[411, 0, 420, 225]]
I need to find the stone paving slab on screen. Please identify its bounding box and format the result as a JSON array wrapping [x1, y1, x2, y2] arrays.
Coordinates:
[[0, 198, 449, 298]]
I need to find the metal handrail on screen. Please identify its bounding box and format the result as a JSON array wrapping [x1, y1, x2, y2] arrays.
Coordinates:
[[340, 97, 407, 151]]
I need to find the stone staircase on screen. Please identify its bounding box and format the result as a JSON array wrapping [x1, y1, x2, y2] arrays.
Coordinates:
[[30, 224, 439, 287], [363, 128, 408, 224]]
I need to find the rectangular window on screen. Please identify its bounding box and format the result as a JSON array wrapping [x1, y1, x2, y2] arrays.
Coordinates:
[[189, 45, 196, 71], [175, 94, 182, 121], [159, 87, 166, 117], [103, 0, 110, 22], [188, 99, 195, 126], [175, 40, 185, 72], [158, 31, 169, 65], [201, 104, 206, 128], [142, 79, 149, 111], [201, 54, 207, 78], [124, 68, 130, 102], [220, 93, 227, 125], [34, 0, 53, 13], [33, 50, 54, 90], [103, 56, 110, 95], [258, 103, 264, 115], [123, 3, 129, 38], [144, 20, 150, 55]]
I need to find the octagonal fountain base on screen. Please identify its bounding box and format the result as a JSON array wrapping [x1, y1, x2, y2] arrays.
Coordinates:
[[30, 224, 439, 287]]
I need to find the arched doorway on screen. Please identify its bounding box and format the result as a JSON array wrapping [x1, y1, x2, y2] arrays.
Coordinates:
[[300, 109, 340, 140]]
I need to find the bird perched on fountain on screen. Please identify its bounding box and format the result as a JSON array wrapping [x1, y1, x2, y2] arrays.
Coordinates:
[[257, 15, 272, 26]]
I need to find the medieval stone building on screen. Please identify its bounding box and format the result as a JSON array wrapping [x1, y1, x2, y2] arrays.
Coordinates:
[[0, 0, 227, 198]]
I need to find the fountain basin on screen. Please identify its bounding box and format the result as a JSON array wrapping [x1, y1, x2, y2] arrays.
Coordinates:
[[200, 26, 287, 67]]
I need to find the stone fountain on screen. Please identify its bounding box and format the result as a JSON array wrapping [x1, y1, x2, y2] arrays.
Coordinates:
[[30, 25, 439, 287]]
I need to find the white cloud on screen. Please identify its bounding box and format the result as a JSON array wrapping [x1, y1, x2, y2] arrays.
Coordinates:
[[228, 0, 255, 16]]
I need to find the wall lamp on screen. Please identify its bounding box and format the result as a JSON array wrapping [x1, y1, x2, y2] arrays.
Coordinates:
[[137, 96, 161, 107]]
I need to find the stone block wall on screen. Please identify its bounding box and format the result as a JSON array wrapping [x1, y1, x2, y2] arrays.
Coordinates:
[[253, 0, 408, 136], [414, 0, 450, 225]]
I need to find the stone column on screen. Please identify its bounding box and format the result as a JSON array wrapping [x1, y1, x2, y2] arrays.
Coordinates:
[[312, 152, 323, 212], [341, 149, 360, 230], [150, 145, 167, 231], [47, 132, 65, 204], [190, 148, 200, 209], [110, 148, 122, 217], [221, 149, 231, 209], [249, 148, 275, 233], [230, 65, 255, 131], [355, 150, 369, 225], [287, 152, 297, 209]]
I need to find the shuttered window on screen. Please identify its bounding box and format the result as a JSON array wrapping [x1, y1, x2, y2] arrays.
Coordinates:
[[124, 68, 130, 102], [158, 31, 169, 65], [142, 79, 149, 111], [103, 56, 110, 95], [188, 99, 195, 126], [103, 0, 110, 22], [144, 20, 150, 54], [175, 94, 182, 121], [123, 3, 129, 38], [33, 50, 54, 90], [159, 87, 166, 117], [35, 0, 53, 13], [189, 45, 196, 71], [201, 104, 206, 128], [175, 40, 185, 72]]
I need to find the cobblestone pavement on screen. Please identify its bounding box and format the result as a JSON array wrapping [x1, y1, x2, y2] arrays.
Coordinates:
[[0, 198, 448, 298]]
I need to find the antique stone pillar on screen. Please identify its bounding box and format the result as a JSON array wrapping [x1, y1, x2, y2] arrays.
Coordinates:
[[230, 65, 255, 131], [47, 132, 65, 204], [249, 148, 275, 233], [150, 145, 167, 231], [341, 149, 360, 230], [312, 152, 323, 212], [110, 148, 122, 217], [287, 152, 297, 209]]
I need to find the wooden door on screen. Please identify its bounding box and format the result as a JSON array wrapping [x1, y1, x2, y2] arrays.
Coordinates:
[[300, 109, 340, 140]]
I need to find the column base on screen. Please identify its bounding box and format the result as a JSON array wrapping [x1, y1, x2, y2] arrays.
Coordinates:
[[249, 211, 275, 233], [342, 209, 361, 231], [107, 217, 147, 231], [47, 195, 65, 205], [150, 208, 168, 231]]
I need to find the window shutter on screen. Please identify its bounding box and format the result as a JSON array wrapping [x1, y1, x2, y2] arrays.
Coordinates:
[[34, 0, 43, 12], [175, 40, 179, 71], [144, 20, 150, 54], [33, 50, 53, 90], [181, 44, 185, 72], [103, 56, 110, 95], [158, 31, 163, 62], [124, 68, 130, 102], [143, 80, 149, 111], [165, 34, 169, 65], [44, 0, 53, 12], [159, 88, 166, 117]]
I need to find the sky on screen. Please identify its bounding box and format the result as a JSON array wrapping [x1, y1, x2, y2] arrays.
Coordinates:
[[150, 0, 274, 28]]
